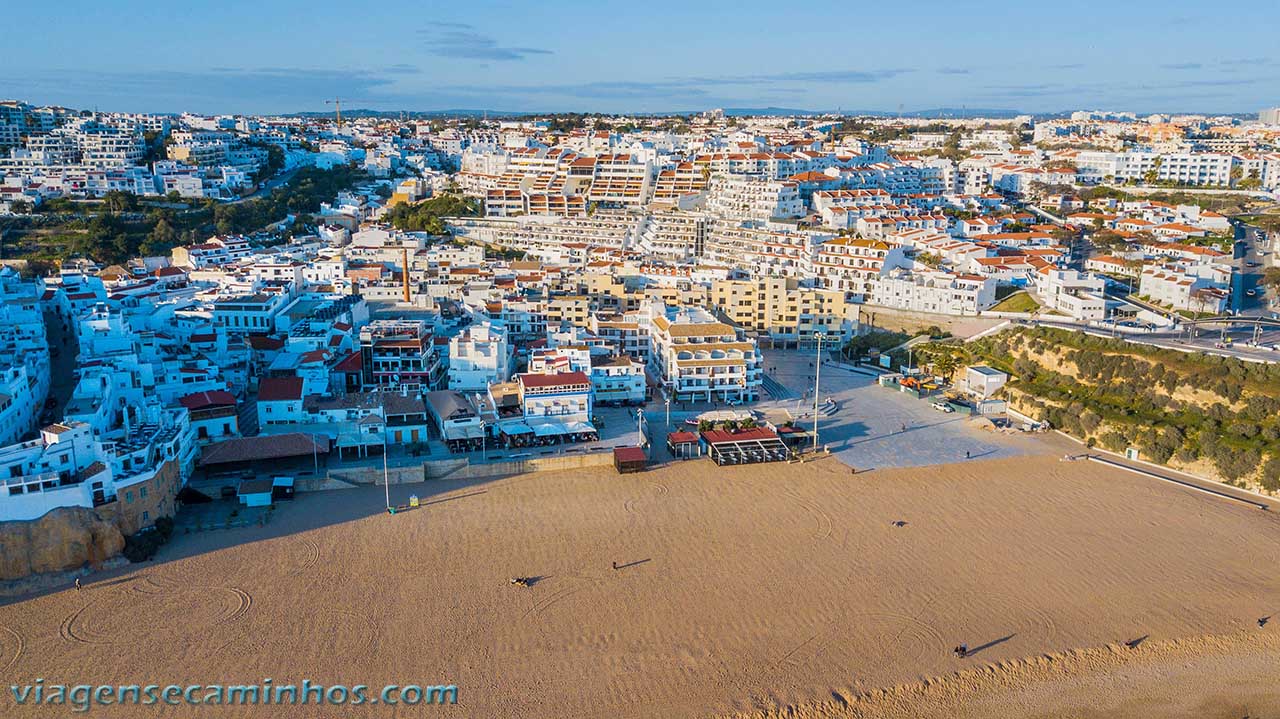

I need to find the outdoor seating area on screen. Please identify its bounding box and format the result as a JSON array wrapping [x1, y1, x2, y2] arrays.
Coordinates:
[[699, 427, 790, 466], [495, 421, 598, 449]]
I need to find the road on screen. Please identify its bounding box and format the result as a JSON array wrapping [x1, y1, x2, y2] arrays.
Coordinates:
[[1025, 315, 1280, 362], [42, 309, 78, 423], [227, 166, 301, 204], [1233, 221, 1272, 314]]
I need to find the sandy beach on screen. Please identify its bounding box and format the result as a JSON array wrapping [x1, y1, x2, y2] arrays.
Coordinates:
[[6, 450, 1280, 717]]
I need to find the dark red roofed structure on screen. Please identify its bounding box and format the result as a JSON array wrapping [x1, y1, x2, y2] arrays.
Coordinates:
[[613, 446, 647, 474], [197, 434, 330, 468], [666, 431, 701, 460], [698, 427, 789, 466], [258, 376, 303, 402], [518, 371, 591, 389], [178, 390, 236, 411]]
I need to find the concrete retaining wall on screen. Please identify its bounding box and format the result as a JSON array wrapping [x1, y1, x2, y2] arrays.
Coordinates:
[[442, 452, 615, 481], [327, 464, 425, 486], [320, 452, 617, 488], [295, 476, 361, 492]]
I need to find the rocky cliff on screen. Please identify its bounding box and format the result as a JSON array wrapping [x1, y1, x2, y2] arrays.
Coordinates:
[[0, 507, 125, 581]]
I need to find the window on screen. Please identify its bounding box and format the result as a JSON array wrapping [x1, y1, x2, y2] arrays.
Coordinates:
[[125, 491, 133, 503]]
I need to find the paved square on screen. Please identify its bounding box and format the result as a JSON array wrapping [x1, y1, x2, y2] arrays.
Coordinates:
[[752, 348, 1035, 470]]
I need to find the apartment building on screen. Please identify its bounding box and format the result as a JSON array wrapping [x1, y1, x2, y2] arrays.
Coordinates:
[[514, 371, 594, 427], [358, 319, 444, 391], [590, 313, 650, 362], [447, 320, 513, 391], [636, 210, 709, 261], [704, 219, 826, 278], [868, 269, 997, 316], [651, 161, 709, 204], [706, 176, 804, 221], [710, 277, 858, 347], [1139, 262, 1231, 313], [586, 153, 654, 207], [645, 301, 762, 403], [814, 236, 910, 297], [1075, 150, 1234, 186]]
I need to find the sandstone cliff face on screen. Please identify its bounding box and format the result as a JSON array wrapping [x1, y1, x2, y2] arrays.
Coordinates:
[[0, 507, 125, 581]]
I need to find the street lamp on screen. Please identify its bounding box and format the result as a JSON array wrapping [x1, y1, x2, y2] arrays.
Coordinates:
[[382, 374, 398, 512], [812, 333, 828, 453], [381, 389, 390, 512]]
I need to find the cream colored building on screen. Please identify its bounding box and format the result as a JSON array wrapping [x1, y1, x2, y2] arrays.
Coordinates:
[[644, 301, 762, 403], [709, 277, 858, 347]]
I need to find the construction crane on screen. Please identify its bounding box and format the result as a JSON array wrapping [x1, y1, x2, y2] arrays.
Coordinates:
[[325, 98, 343, 128]]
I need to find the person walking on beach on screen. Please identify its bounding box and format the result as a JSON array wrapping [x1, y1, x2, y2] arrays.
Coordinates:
[[74, 577, 81, 592], [953, 644, 968, 658], [965, 450, 971, 460], [611, 561, 618, 570]]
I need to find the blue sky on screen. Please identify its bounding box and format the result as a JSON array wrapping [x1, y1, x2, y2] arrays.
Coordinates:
[[4, 0, 1279, 115]]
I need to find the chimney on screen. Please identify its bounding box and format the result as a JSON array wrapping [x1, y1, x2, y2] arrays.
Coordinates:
[[402, 247, 411, 304]]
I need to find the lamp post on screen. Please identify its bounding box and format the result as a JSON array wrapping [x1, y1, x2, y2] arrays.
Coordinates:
[[382, 374, 398, 512], [637, 406, 645, 447], [664, 395, 670, 429], [812, 333, 828, 453]]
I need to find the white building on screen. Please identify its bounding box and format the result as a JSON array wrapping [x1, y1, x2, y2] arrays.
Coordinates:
[[448, 321, 512, 392], [706, 176, 804, 221], [1032, 268, 1107, 321], [0, 267, 51, 446], [868, 269, 997, 316], [1139, 262, 1231, 313]]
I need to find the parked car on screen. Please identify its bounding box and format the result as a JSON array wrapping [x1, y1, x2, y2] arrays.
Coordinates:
[[930, 401, 955, 413]]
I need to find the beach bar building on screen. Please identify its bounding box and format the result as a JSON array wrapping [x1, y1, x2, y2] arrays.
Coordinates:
[[613, 446, 647, 474], [699, 427, 789, 466], [666, 431, 701, 459]]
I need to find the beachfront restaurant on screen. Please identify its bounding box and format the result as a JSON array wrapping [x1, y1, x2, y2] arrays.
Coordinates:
[[425, 390, 486, 453], [498, 419, 598, 448], [699, 427, 789, 466]]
